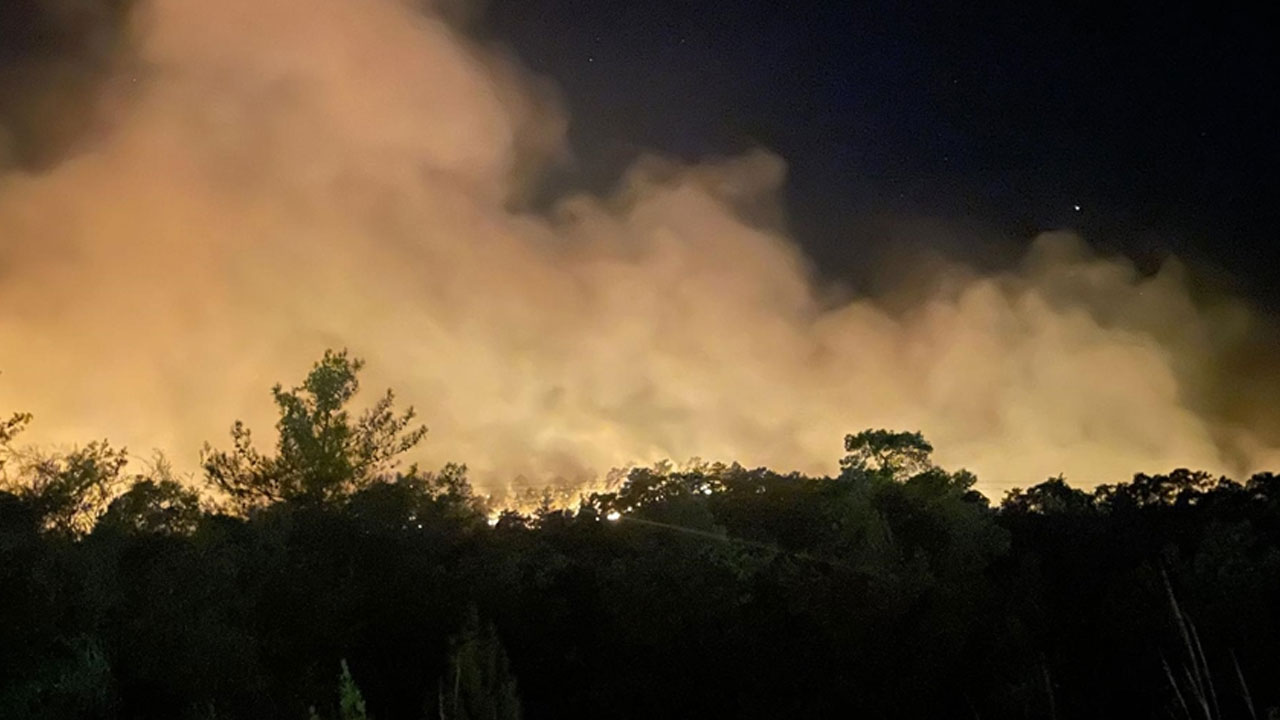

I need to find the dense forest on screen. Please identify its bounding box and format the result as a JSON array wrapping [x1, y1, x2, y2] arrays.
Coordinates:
[[2, 351, 1278, 719]]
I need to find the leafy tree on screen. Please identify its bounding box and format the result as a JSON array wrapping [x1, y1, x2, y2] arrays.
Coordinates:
[[1096, 469, 1223, 509], [84, 452, 205, 536], [1002, 475, 1095, 515], [4, 441, 129, 535], [202, 349, 427, 512], [840, 429, 934, 479], [97, 477, 204, 536]]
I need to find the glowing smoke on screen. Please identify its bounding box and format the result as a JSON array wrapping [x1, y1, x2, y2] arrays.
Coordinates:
[[1, 0, 1277, 495]]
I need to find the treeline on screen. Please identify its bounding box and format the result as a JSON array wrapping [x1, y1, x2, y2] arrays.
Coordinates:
[[2, 351, 1279, 719]]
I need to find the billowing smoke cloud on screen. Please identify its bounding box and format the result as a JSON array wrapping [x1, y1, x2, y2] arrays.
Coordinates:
[[1, 0, 1277, 495]]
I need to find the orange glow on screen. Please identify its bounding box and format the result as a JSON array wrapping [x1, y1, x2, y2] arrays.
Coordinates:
[[1, 0, 1277, 497]]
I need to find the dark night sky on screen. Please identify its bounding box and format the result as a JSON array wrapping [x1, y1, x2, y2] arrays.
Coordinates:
[[1, 1, 1275, 302], [476, 1, 1278, 302]]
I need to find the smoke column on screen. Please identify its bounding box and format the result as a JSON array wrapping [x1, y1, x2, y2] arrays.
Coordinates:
[[1, 0, 1277, 495]]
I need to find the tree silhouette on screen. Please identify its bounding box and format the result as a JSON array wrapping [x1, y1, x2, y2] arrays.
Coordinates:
[[6, 353, 1280, 718], [4, 441, 129, 535], [201, 349, 427, 512], [0, 410, 31, 475], [1001, 475, 1094, 515], [97, 477, 203, 536], [841, 428, 934, 478]]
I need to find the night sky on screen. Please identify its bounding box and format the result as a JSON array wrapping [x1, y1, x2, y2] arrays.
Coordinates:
[[477, 1, 1277, 302]]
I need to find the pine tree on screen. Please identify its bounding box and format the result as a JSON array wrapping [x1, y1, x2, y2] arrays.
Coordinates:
[[339, 660, 368, 720]]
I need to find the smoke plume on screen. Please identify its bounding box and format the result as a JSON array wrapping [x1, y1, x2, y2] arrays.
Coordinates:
[[1, 0, 1277, 495]]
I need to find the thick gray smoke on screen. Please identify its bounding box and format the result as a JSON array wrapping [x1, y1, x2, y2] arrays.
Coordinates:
[[1, 0, 1276, 496]]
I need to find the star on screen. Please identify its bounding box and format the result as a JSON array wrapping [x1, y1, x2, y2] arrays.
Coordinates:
[[1073, 204, 1081, 212]]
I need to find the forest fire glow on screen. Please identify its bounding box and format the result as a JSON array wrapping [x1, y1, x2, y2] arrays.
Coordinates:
[[1, 0, 1278, 496]]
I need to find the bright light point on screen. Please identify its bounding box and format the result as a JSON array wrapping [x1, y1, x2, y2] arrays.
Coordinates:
[[1073, 204, 1081, 211], [606, 511, 621, 522], [486, 514, 500, 527], [702, 487, 713, 495]]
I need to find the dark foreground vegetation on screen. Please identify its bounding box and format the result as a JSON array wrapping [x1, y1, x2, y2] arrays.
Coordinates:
[[3, 351, 1279, 719]]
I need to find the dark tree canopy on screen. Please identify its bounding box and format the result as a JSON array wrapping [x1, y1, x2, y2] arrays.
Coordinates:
[[201, 349, 428, 512], [1, 351, 1279, 719], [841, 428, 934, 478], [2, 440, 128, 535]]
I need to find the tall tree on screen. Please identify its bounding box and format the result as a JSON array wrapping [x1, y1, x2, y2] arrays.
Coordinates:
[[202, 350, 427, 512], [339, 660, 369, 720], [840, 429, 934, 479]]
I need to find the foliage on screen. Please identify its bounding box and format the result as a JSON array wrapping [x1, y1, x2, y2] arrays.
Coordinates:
[[1001, 474, 1093, 515], [2, 353, 1280, 719], [0, 636, 116, 719], [201, 349, 427, 512], [0, 410, 31, 473], [3, 441, 129, 535], [438, 610, 522, 720], [338, 660, 368, 720], [840, 428, 934, 478], [97, 477, 204, 536]]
